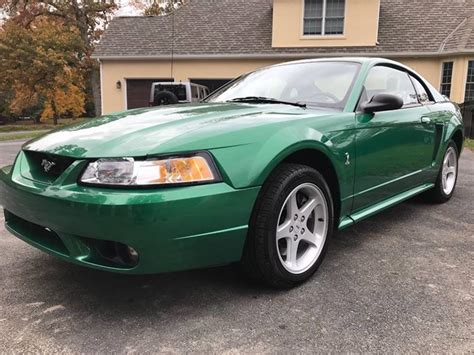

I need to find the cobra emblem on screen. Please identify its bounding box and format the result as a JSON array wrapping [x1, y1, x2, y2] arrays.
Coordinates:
[[344, 152, 350, 166], [41, 159, 56, 173]]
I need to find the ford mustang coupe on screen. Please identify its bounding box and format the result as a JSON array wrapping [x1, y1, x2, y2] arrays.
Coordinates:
[[0, 58, 464, 288]]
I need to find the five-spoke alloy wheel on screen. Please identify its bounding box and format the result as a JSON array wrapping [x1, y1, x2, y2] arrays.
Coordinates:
[[426, 141, 459, 203], [441, 146, 457, 195], [243, 163, 333, 288], [276, 183, 328, 274]]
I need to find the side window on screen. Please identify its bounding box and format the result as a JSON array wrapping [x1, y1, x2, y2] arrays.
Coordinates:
[[364, 66, 419, 106], [409, 75, 431, 104], [191, 85, 198, 99]]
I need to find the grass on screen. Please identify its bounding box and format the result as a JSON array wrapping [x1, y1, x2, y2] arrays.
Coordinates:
[[0, 118, 89, 133], [0, 131, 45, 142], [465, 138, 474, 151]]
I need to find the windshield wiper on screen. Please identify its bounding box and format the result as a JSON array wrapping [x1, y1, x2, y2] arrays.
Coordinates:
[[227, 96, 306, 108]]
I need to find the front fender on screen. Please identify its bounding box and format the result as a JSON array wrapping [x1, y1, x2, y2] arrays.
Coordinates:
[[210, 124, 354, 194]]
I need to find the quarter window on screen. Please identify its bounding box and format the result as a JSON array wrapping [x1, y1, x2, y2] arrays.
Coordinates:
[[410, 75, 431, 103], [303, 0, 345, 36], [363, 66, 418, 106], [191, 85, 198, 99], [465, 60, 474, 102], [440, 62, 453, 98]]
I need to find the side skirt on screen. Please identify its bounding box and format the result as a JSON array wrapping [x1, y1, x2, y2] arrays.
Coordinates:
[[337, 183, 434, 230]]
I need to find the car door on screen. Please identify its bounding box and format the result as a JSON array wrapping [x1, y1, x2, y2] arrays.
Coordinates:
[[352, 65, 437, 211]]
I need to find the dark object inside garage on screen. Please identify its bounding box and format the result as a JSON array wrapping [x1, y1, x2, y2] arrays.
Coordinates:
[[126, 78, 232, 109], [190, 79, 233, 94], [126, 79, 173, 109]]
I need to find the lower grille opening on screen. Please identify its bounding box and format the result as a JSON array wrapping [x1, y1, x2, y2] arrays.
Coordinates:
[[4, 210, 69, 256], [82, 238, 139, 268], [4, 210, 139, 269]]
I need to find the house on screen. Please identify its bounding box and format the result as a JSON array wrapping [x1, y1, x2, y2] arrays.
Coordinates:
[[93, 0, 474, 115]]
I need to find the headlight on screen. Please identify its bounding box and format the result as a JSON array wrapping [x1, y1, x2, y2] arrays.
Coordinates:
[[80, 153, 219, 187]]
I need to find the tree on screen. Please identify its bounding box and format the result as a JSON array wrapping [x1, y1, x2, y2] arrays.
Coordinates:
[[131, 0, 186, 16], [0, 18, 86, 124], [0, 0, 118, 116]]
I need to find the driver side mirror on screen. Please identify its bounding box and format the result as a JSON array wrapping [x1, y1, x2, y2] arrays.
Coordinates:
[[361, 94, 403, 113]]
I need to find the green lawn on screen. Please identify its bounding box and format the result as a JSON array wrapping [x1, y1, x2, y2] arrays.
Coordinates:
[[465, 138, 474, 151], [0, 131, 46, 142], [0, 118, 89, 133]]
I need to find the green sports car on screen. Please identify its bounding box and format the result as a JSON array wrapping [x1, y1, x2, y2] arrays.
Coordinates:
[[0, 58, 464, 288]]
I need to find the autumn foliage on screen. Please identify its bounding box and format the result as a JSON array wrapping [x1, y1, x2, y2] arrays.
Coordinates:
[[0, 17, 86, 123], [0, 1, 185, 123]]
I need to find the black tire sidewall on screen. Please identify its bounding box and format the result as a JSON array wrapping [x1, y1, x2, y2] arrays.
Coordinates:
[[254, 164, 334, 285], [153, 91, 179, 106]]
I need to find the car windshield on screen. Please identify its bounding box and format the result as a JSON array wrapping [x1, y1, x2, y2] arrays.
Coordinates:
[[205, 61, 360, 110]]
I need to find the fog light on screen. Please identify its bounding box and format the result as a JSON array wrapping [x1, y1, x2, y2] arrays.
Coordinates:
[[127, 246, 139, 264]]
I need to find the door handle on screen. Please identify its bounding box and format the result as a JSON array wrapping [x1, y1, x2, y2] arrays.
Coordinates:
[[421, 116, 431, 124]]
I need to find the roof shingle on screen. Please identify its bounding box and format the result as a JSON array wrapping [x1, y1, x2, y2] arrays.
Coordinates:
[[93, 0, 474, 58]]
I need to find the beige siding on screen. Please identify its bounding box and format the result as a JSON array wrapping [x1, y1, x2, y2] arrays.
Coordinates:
[[398, 56, 474, 103], [101, 59, 281, 114], [272, 0, 380, 47], [450, 56, 473, 103], [100, 56, 473, 114], [397, 57, 443, 92]]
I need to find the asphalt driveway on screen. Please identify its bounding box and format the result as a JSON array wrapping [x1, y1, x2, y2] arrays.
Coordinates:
[[0, 140, 472, 353]]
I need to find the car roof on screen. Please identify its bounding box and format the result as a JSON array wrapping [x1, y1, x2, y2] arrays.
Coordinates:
[[270, 57, 397, 67]]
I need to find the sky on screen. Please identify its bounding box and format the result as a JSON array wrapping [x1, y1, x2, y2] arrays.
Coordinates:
[[115, 0, 142, 16], [0, 1, 167, 22]]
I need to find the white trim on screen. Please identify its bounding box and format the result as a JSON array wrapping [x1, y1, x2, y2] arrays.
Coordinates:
[[438, 60, 445, 94], [439, 60, 454, 98], [301, 0, 346, 37], [321, 0, 326, 35], [123, 79, 128, 110], [99, 59, 104, 116], [92, 50, 474, 61], [375, 0, 381, 44], [464, 59, 474, 102]]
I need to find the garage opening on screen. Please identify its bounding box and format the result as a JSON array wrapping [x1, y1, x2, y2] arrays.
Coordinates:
[[190, 79, 233, 95], [126, 78, 173, 109]]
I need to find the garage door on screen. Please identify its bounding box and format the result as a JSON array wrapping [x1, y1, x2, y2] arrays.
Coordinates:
[[190, 79, 233, 94], [126, 78, 173, 109]]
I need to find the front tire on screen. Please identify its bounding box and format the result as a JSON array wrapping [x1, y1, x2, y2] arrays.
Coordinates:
[[242, 164, 334, 288], [426, 141, 459, 203]]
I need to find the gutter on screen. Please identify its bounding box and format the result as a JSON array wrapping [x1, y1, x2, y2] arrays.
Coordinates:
[[91, 50, 474, 61]]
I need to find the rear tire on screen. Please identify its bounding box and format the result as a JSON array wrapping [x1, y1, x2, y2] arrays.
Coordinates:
[[153, 90, 179, 106], [425, 141, 459, 203], [242, 164, 334, 288]]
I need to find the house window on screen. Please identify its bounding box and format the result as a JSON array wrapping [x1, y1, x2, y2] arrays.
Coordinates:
[[303, 0, 345, 36], [465, 60, 474, 102], [440, 62, 453, 98]]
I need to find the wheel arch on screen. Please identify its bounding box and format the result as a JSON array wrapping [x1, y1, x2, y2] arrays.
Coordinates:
[[450, 129, 464, 155], [256, 144, 342, 226]]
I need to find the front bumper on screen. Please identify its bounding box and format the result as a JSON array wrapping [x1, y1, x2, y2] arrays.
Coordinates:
[[0, 155, 260, 274]]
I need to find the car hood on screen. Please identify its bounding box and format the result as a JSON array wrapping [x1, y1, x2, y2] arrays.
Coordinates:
[[23, 103, 334, 158]]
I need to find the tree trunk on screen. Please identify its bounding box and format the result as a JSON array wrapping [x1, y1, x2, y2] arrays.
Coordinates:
[[91, 66, 101, 117], [74, 6, 101, 117]]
